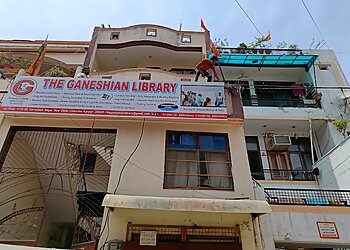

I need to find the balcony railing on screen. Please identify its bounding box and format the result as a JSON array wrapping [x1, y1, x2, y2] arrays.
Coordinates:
[[265, 188, 350, 206], [218, 47, 304, 56], [241, 83, 321, 108], [251, 169, 315, 181]]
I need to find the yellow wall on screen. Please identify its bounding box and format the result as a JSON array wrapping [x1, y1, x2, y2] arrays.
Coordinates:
[[0, 116, 253, 200]]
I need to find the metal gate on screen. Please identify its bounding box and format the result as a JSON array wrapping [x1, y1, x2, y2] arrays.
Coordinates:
[[125, 224, 242, 250]]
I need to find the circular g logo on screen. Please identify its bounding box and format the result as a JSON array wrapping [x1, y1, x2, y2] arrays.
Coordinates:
[[11, 79, 37, 96]]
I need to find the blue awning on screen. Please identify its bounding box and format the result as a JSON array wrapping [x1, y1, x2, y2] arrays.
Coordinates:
[[210, 53, 318, 71]]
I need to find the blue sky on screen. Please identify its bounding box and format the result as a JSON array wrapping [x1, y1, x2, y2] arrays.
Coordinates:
[[1, 0, 350, 81]]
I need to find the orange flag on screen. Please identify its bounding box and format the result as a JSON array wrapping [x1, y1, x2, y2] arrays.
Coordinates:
[[201, 19, 208, 31], [210, 40, 221, 57], [27, 38, 47, 76], [262, 31, 271, 42], [201, 19, 221, 56]]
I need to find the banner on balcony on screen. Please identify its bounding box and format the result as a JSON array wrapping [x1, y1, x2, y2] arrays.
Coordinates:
[[0, 76, 227, 120]]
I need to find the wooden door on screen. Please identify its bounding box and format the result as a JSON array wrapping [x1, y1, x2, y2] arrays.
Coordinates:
[[268, 152, 291, 180]]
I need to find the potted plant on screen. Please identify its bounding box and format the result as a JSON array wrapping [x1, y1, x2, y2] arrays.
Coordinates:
[[45, 66, 68, 77]]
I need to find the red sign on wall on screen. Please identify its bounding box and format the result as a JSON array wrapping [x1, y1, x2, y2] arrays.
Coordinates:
[[317, 222, 339, 239]]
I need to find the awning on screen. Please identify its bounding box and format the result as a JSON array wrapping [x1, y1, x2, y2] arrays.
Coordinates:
[[211, 53, 318, 71], [102, 195, 271, 215]]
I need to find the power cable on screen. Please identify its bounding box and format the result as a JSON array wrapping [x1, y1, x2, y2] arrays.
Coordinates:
[[233, 0, 273, 48], [113, 118, 145, 194], [99, 118, 146, 250], [301, 0, 330, 49]]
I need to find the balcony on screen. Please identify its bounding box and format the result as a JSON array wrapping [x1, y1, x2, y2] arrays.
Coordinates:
[[241, 82, 321, 108], [264, 188, 350, 206], [252, 169, 315, 181], [214, 48, 318, 71]]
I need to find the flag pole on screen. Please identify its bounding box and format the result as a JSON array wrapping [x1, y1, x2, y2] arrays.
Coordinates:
[[217, 60, 226, 82]]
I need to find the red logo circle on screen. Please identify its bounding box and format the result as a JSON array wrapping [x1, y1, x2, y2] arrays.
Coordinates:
[[11, 79, 37, 96]]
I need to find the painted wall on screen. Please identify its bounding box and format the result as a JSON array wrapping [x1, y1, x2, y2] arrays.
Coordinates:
[[269, 209, 350, 247], [90, 68, 196, 82], [0, 116, 253, 201], [316, 136, 350, 189], [0, 133, 46, 241], [107, 119, 254, 199], [97, 25, 205, 48]]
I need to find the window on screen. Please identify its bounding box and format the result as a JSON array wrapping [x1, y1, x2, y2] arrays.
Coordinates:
[[139, 73, 151, 80], [146, 28, 157, 37], [245, 137, 264, 180], [164, 131, 233, 190], [266, 137, 316, 181], [180, 78, 191, 82], [181, 34, 191, 43], [80, 153, 97, 173], [102, 76, 112, 79], [110, 32, 120, 40], [253, 81, 304, 108], [318, 64, 330, 70]]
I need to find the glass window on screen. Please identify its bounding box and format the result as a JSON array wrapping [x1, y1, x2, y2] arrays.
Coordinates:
[[139, 73, 151, 80], [181, 34, 191, 43], [267, 137, 315, 181], [167, 132, 196, 149], [199, 135, 227, 151], [164, 131, 233, 190], [245, 136, 264, 180], [146, 28, 157, 37], [110, 32, 120, 40], [289, 153, 303, 170], [80, 153, 97, 173]]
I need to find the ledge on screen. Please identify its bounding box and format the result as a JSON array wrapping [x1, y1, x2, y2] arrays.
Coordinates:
[[102, 195, 271, 215]]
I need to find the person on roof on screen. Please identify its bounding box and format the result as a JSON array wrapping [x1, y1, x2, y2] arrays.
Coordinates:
[[194, 56, 219, 82], [77, 66, 90, 78]]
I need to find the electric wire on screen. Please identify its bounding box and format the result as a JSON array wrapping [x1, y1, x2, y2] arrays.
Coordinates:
[[301, 0, 330, 49], [99, 118, 146, 250], [233, 0, 273, 48]]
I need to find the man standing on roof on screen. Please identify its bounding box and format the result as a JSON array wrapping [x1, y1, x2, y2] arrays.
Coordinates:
[[194, 56, 219, 82]]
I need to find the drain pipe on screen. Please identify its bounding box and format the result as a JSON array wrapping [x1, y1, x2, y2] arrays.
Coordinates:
[[309, 118, 315, 164]]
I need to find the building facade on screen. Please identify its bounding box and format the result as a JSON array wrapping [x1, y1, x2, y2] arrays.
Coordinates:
[[0, 23, 349, 250]]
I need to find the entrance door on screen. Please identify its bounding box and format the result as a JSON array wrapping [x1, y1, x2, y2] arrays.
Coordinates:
[[125, 241, 242, 250], [268, 152, 291, 180], [124, 224, 242, 250]]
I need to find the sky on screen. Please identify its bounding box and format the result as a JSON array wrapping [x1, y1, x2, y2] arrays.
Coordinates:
[[1, 0, 350, 81]]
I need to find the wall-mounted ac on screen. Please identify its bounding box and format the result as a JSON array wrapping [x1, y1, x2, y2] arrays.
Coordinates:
[[266, 135, 291, 150]]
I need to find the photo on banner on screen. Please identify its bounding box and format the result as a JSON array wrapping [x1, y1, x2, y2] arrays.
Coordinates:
[[181, 85, 226, 108]]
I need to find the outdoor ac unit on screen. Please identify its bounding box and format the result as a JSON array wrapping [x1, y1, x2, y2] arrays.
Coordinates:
[[266, 135, 291, 150]]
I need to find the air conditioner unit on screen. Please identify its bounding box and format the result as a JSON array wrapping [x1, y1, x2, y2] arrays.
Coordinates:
[[266, 135, 291, 150]]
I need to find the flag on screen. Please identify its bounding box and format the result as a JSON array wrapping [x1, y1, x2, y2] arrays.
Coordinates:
[[201, 19, 221, 56], [262, 31, 271, 42], [210, 40, 221, 57], [27, 37, 47, 76], [201, 19, 208, 32]]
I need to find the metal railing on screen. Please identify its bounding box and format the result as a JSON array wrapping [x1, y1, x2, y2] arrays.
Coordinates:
[[243, 98, 307, 108], [241, 83, 321, 108], [251, 169, 315, 181], [265, 188, 350, 206], [218, 47, 303, 56]]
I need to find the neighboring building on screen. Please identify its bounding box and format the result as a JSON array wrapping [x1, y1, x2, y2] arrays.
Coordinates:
[[0, 23, 350, 250], [0, 40, 88, 78], [223, 46, 350, 249]]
